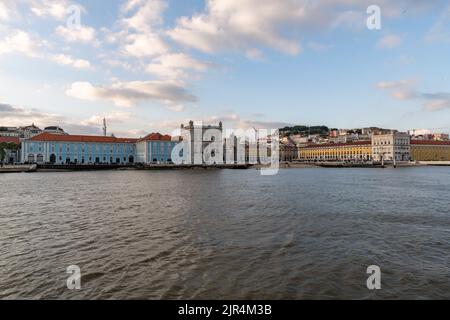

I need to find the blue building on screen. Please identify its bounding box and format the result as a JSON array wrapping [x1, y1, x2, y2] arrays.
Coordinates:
[[21, 132, 138, 164], [136, 133, 178, 164], [21, 132, 178, 165]]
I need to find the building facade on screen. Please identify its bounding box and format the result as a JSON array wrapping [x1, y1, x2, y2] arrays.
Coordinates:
[[372, 133, 410, 162], [0, 137, 21, 164], [135, 133, 177, 164], [411, 140, 450, 161], [21, 132, 138, 164], [180, 121, 224, 164], [298, 141, 372, 161], [280, 143, 298, 162]]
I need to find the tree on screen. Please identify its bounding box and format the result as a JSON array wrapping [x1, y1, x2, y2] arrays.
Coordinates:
[[0, 142, 20, 164]]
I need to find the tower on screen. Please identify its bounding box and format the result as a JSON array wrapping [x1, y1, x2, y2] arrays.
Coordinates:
[[103, 117, 107, 137]]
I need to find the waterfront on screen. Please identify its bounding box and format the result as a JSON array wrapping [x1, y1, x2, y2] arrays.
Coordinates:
[[1, 167, 450, 299]]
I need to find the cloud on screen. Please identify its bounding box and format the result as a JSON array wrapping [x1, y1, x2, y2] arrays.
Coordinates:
[[0, 30, 43, 58], [377, 80, 450, 111], [122, 33, 169, 57], [167, 0, 305, 55], [426, 5, 450, 43], [0, 102, 138, 136], [145, 53, 213, 79], [167, 0, 432, 56], [421, 93, 450, 111], [376, 79, 418, 101], [376, 80, 415, 90], [0, 28, 93, 70], [81, 112, 134, 126], [50, 54, 91, 69], [167, 104, 185, 112], [0, 2, 16, 21], [121, 0, 167, 31], [66, 80, 197, 108], [29, 0, 77, 20], [0, 103, 16, 112], [0, 102, 65, 126], [245, 48, 265, 61], [55, 25, 97, 44], [377, 34, 402, 49], [112, 0, 171, 59]]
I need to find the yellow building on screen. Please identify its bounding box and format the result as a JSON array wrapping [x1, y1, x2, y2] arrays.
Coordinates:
[[299, 141, 372, 161], [411, 140, 450, 161]]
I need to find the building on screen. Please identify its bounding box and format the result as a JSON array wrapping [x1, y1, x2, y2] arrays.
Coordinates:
[[135, 133, 178, 164], [0, 136, 21, 164], [21, 132, 138, 164], [432, 133, 449, 141], [372, 133, 410, 162], [0, 127, 19, 137], [411, 140, 450, 161], [18, 124, 43, 139], [0, 124, 43, 139], [298, 141, 372, 161], [180, 121, 224, 164], [44, 126, 68, 135], [280, 143, 298, 162]]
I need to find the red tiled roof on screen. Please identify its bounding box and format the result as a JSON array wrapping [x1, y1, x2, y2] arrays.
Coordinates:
[[137, 132, 172, 142], [300, 140, 371, 149], [411, 140, 450, 146], [0, 136, 20, 144], [29, 132, 138, 143]]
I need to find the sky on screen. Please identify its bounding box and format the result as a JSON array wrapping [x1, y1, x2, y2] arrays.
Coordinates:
[[0, 0, 450, 137]]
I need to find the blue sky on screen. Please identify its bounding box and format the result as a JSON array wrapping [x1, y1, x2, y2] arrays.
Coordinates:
[[1, 0, 450, 136]]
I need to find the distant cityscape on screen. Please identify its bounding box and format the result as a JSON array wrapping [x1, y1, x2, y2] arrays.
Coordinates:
[[1, 122, 450, 166]]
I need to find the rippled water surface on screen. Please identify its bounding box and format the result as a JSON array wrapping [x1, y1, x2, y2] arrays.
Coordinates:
[[1, 167, 450, 299]]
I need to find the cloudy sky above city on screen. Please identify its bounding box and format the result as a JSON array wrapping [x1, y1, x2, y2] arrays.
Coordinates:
[[0, 0, 450, 136]]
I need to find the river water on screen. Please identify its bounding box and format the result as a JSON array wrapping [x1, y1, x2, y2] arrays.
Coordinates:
[[0, 167, 449, 299]]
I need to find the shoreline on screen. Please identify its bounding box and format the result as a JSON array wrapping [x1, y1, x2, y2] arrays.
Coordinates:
[[1, 161, 449, 173]]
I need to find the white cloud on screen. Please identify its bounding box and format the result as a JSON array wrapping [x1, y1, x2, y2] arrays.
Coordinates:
[[66, 80, 197, 108], [55, 25, 97, 44], [377, 80, 450, 111], [123, 33, 169, 57], [422, 93, 450, 111], [376, 80, 415, 90], [245, 48, 265, 61], [50, 54, 91, 69], [376, 79, 417, 101], [0, 30, 43, 58], [0, 2, 14, 21], [29, 0, 74, 20], [121, 0, 167, 31], [145, 53, 212, 79], [167, 0, 433, 56], [0, 28, 94, 69], [377, 34, 402, 49], [167, 0, 305, 55], [81, 112, 134, 126]]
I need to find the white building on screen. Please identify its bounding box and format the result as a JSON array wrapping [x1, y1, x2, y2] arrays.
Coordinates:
[[0, 127, 19, 137], [0, 124, 42, 139], [372, 132, 411, 162], [180, 121, 224, 164]]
